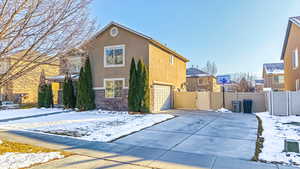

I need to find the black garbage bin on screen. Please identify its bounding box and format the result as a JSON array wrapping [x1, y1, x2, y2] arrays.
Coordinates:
[[243, 99, 253, 113], [232, 100, 241, 112]]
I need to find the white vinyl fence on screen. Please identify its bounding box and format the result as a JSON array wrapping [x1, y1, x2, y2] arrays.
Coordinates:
[[267, 91, 300, 116]]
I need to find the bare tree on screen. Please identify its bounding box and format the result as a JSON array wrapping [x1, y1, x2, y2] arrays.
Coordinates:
[[231, 72, 256, 92], [202, 61, 217, 75], [0, 0, 95, 87]]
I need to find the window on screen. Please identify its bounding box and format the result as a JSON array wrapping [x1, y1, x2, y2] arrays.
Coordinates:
[[104, 45, 125, 67], [105, 79, 124, 98], [296, 79, 300, 91], [274, 75, 284, 84], [292, 48, 299, 69], [67, 56, 82, 73], [170, 55, 174, 64], [198, 79, 203, 84]]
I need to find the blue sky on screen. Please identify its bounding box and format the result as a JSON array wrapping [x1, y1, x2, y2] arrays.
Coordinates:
[[90, 0, 300, 77]]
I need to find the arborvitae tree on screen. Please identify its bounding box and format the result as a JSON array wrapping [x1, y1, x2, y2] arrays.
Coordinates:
[[63, 75, 76, 109], [43, 84, 53, 108], [136, 60, 144, 111], [140, 64, 150, 113], [128, 58, 138, 112], [76, 66, 86, 110], [68, 78, 76, 108], [48, 84, 54, 108], [84, 58, 95, 110], [38, 85, 46, 108], [62, 77, 69, 108], [76, 58, 95, 111], [38, 70, 46, 108]]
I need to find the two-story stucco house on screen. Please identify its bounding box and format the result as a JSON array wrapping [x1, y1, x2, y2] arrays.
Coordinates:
[[52, 22, 189, 112], [186, 67, 220, 92], [262, 63, 285, 91], [281, 16, 300, 91]]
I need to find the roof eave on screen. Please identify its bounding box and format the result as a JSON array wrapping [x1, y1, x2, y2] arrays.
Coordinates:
[[85, 21, 189, 63], [281, 21, 292, 60]]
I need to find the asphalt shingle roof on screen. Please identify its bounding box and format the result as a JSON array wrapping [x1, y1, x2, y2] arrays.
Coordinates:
[[263, 63, 284, 74]]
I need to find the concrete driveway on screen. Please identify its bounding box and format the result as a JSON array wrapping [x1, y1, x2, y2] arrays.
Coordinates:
[[2, 110, 295, 169], [115, 110, 258, 160]]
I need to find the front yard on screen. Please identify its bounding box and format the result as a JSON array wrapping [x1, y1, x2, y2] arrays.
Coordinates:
[[256, 112, 300, 167], [0, 108, 173, 142]]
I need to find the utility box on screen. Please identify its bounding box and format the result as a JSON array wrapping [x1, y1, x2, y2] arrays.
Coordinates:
[[232, 100, 241, 112], [284, 139, 299, 153]]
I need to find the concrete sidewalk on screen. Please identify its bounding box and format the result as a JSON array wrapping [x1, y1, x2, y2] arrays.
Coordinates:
[[0, 111, 298, 169]]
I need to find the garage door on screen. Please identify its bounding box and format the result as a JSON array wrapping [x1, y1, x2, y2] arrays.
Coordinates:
[[153, 85, 172, 112]]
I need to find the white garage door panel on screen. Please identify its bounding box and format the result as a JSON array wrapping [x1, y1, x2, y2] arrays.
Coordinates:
[[154, 85, 171, 112]]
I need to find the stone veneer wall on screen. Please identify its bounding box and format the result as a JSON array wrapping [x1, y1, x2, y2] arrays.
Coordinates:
[[94, 89, 128, 111]]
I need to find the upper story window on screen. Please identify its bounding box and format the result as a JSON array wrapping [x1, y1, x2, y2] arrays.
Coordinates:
[[0, 61, 8, 74], [170, 55, 174, 64], [104, 45, 125, 67], [274, 75, 284, 84], [296, 79, 300, 91], [292, 48, 299, 69], [67, 56, 82, 73]]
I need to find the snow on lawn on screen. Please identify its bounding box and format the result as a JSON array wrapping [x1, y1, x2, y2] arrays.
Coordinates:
[[0, 152, 63, 169], [0, 108, 65, 120], [0, 110, 174, 142], [256, 112, 300, 166]]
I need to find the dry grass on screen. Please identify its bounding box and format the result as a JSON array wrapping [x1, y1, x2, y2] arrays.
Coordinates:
[[252, 115, 264, 161], [0, 140, 72, 156]]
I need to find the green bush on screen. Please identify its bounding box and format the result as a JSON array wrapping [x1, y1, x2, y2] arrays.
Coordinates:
[[76, 58, 95, 111]]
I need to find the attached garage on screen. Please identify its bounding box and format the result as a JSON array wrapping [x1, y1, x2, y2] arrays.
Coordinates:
[[153, 84, 172, 112]]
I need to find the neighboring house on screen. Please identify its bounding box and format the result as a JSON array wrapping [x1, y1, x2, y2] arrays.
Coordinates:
[[255, 79, 264, 92], [281, 16, 300, 91], [262, 63, 285, 91], [223, 81, 240, 92], [0, 51, 59, 104], [186, 67, 220, 92], [51, 22, 189, 112]]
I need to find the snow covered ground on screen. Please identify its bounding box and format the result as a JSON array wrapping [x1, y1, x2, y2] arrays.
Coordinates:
[[256, 112, 300, 166], [0, 152, 63, 169], [0, 109, 174, 142], [216, 108, 232, 113], [0, 108, 65, 120]]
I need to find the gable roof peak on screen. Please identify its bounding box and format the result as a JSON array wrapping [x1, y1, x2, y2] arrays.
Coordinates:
[[87, 21, 189, 62]]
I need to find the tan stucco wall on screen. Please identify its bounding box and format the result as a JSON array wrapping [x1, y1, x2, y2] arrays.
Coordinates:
[[12, 64, 59, 103], [263, 73, 285, 90], [87, 25, 149, 88], [284, 23, 300, 91], [148, 43, 186, 89]]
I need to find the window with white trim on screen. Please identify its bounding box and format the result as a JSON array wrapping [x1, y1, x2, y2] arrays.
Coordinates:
[[105, 79, 123, 98], [292, 48, 299, 69], [104, 45, 125, 67], [170, 55, 174, 64]]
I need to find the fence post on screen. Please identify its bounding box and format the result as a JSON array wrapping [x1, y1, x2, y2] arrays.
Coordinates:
[[271, 91, 273, 116]]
